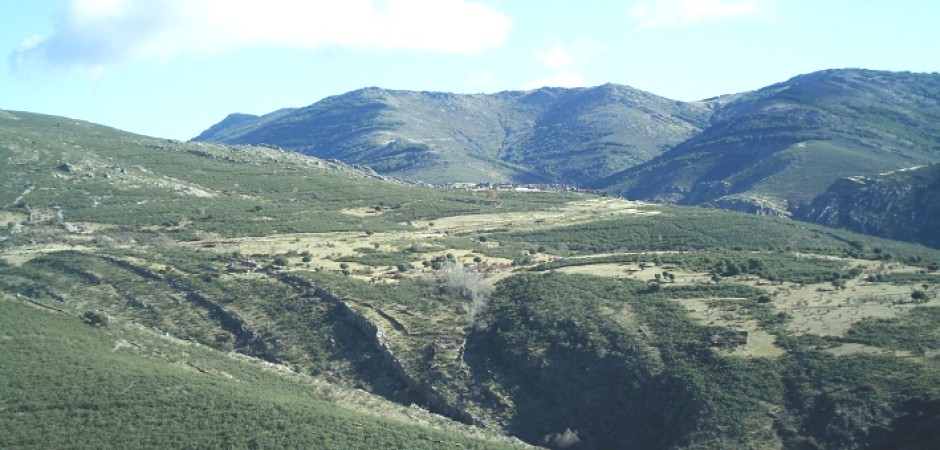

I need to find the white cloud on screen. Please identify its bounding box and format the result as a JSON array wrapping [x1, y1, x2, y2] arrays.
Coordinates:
[[467, 69, 494, 86], [628, 0, 760, 29], [11, 0, 511, 73], [535, 45, 573, 69], [523, 41, 602, 89], [523, 71, 585, 90]]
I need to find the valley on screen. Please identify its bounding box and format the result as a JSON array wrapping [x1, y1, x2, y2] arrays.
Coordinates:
[[2, 104, 939, 449]]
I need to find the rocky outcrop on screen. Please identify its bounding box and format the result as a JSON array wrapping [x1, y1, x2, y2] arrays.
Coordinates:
[[278, 274, 482, 426], [797, 165, 940, 248], [711, 196, 791, 217]]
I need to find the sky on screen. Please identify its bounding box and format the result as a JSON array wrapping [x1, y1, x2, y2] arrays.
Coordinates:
[[1, 0, 938, 140]]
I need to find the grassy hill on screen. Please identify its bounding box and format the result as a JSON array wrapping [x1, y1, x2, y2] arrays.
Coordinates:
[[193, 84, 710, 185], [606, 69, 940, 213], [3, 110, 940, 449], [0, 296, 530, 449]]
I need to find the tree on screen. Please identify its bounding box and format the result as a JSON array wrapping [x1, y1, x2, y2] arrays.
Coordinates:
[[543, 428, 581, 449], [82, 310, 109, 327], [216, 331, 235, 351], [439, 261, 494, 326]]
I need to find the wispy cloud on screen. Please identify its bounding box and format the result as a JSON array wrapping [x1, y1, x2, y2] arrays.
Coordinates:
[[628, 0, 761, 29], [11, 0, 511, 74], [524, 41, 603, 89], [535, 45, 574, 69]]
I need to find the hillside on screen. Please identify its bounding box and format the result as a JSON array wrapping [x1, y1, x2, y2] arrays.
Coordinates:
[[606, 69, 940, 213], [3, 110, 940, 449], [0, 296, 532, 449], [797, 164, 940, 249], [193, 84, 711, 185]]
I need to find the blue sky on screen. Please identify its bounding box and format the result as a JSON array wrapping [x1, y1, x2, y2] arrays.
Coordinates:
[[1, 0, 938, 140]]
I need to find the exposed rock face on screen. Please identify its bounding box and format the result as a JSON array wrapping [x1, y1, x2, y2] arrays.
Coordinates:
[[711, 196, 791, 217], [798, 165, 940, 248]]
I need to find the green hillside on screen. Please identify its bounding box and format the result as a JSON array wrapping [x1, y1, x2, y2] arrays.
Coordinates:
[[0, 297, 529, 449], [3, 110, 940, 449]]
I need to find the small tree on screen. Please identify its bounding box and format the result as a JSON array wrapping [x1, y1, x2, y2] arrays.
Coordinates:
[[82, 310, 109, 327], [216, 331, 235, 351]]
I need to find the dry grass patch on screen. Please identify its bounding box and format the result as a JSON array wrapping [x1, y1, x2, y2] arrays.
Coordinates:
[[771, 279, 937, 337], [341, 207, 386, 217], [680, 297, 786, 358], [411, 198, 658, 234]]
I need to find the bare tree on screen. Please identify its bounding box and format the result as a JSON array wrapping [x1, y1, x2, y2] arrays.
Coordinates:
[[439, 261, 494, 326]]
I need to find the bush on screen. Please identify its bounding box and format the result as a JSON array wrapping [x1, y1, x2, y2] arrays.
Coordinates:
[[82, 310, 109, 327], [543, 428, 581, 449]]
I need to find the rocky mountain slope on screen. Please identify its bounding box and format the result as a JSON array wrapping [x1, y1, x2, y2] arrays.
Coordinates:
[[606, 69, 940, 213], [194, 84, 711, 185], [797, 164, 940, 248]]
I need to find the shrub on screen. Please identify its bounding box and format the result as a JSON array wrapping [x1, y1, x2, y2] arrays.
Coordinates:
[[82, 310, 109, 327], [543, 428, 581, 449]]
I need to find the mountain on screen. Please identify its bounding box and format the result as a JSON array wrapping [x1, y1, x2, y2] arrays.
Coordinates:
[[5, 110, 940, 449], [195, 70, 940, 221], [606, 69, 940, 214], [797, 164, 940, 248], [193, 84, 711, 185]]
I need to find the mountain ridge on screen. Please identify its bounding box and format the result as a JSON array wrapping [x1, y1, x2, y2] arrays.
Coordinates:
[[193, 83, 712, 185], [603, 69, 940, 211], [194, 70, 940, 210]]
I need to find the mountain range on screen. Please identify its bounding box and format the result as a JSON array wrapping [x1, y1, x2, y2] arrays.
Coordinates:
[[195, 70, 940, 209], [194, 69, 940, 248]]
